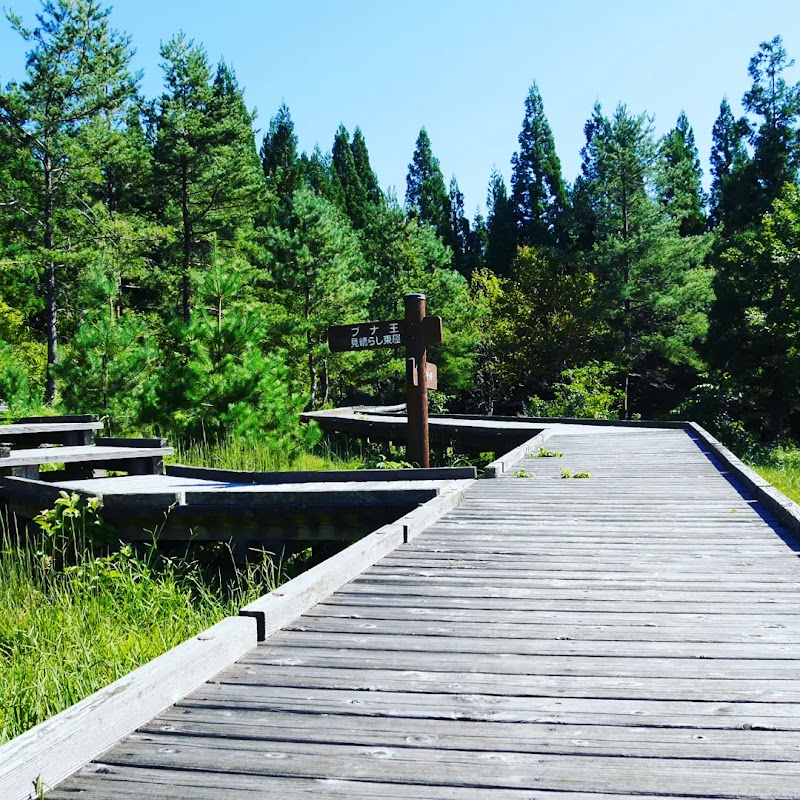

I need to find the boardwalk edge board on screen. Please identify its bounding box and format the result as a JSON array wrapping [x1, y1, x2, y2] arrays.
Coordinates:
[[688, 421, 800, 532], [0, 615, 258, 800], [483, 430, 554, 477], [240, 477, 475, 641], [166, 463, 477, 484]]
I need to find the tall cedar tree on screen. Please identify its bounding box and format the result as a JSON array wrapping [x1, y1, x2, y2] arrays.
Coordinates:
[[485, 169, 516, 277], [708, 98, 751, 229], [153, 36, 263, 321], [510, 82, 568, 248], [743, 36, 800, 221], [332, 124, 370, 230], [260, 102, 301, 211], [448, 175, 471, 276], [658, 111, 706, 236], [350, 127, 383, 206], [0, 0, 136, 403], [709, 38, 800, 424], [569, 102, 606, 252], [405, 128, 450, 242]]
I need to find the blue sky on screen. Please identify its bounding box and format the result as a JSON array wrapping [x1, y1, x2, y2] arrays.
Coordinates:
[[1, 1, 799, 215]]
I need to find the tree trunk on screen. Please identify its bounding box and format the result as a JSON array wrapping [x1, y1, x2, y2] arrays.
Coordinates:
[[305, 285, 316, 410], [43, 153, 57, 405], [321, 358, 330, 407], [181, 155, 192, 323]]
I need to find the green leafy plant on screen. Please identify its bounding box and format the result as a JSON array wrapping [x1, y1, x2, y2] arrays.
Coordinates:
[[514, 468, 534, 478], [561, 468, 591, 479], [532, 446, 564, 458]]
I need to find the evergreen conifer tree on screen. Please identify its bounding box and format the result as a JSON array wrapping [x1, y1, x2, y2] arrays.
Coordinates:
[[260, 102, 301, 208], [485, 170, 516, 277], [708, 98, 751, 230], [405, 127, 450, 241], [332, 124, 369, 229], [0, 0, 137, 402], [743, 36, 800, 218], [658, 111, 706, 236], [153, 36, 263, 321], [350, 126, 383, 206], [510, 82, 568, 248]]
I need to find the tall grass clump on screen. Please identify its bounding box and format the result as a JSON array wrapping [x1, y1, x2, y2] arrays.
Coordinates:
[[171, 433, 364, 472], [0, 496, 279, 743], [748, 445, 800, 505]]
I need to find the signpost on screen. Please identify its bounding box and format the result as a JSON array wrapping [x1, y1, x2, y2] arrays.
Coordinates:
[[327, 293, 442, 468]]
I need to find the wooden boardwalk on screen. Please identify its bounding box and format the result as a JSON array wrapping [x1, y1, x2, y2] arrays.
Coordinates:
[[47, 426, 800, 798]]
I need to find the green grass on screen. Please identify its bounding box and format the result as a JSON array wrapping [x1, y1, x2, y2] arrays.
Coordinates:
[[0, 495, 281, 744], [169, 435, 363, 472], [749, 446, 800, 505], [0, 433, 369, 744]]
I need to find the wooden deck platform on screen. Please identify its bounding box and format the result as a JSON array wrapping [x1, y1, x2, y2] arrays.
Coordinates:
[[42, 424, 800, 798]]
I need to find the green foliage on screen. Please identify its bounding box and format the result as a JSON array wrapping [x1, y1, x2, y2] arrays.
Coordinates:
[[511, 82, 568, 247], [527, 362, 623, 419], [561, 468, 591, 478], [265, 185, 373, 408], [490, 247, 596, 407], [152, 252, 313, 448], [707, 184, 800, 437], [0, 0, 138, 403], [405, 128, 450, 241], [658, 111, 706, 236], [532, 447, 564, 458], [0, 512, 279, 742], [485, 169, 516, 277], [514, 468, 534, 478]]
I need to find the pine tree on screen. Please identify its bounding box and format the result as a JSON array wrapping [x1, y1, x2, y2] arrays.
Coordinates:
[[153, 36, 263, 321], [587, 105, 712, 416], [405, 127, 450, 241], [708, 98, 751, 229], [658, 111, 706, 236], [485, 170, 516, 277], [0, 0, 136, 403], [510, 82, 568, 248], [265, 186, 372, 409]]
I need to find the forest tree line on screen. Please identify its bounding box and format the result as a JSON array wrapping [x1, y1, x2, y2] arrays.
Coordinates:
[[1, 0, 799, 453]]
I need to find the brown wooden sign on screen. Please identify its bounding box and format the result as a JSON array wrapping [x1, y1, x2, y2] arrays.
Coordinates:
[[327, 295, 442, 467], [406, 359, 437, 389], [327, 320, 403, 353]]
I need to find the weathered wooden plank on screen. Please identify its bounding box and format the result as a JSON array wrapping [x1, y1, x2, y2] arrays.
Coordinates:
[[239, 478, 474, 640], [38, 422, 800, 799], [91, 734, 800, 797], [244, 644, 800, 678], [186, 681, 800, 729], [0, 616, 257, 800], [46, 765, 708, 800], [144, 706, 800, 760], [266, 628, 800, 659], [166, 464, 477, 483], [213, 662, 800, 701], [0, 444, 173, 468]]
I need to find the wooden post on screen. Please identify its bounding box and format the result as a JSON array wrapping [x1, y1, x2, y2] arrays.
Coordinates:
[[404, 293, 429, 468]]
